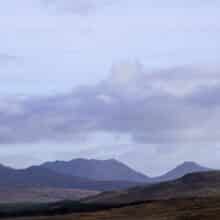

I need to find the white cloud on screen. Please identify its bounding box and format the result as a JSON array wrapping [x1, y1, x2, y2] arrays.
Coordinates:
[[109, 61, 143, 87], [1, 62, 220, 146]]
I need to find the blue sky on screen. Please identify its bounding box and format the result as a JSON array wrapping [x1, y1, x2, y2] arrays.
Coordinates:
[[0, 0, 220, 175]]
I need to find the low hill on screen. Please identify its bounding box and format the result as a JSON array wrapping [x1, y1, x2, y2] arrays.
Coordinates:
[[42, 159, 150, 182], [84, 171, 220, 205]]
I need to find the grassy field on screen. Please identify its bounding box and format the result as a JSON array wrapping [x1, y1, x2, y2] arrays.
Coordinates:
[[4, 197, 220, 220]]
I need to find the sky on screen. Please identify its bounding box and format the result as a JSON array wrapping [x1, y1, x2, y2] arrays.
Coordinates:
[[0, 0, 220, 176]]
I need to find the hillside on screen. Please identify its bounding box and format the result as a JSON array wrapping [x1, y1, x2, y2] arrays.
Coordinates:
[[42, 159, 150, 182], [84, 171, 220, 205]]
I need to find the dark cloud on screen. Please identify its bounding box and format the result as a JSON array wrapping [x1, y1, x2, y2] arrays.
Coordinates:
[[186, 85, 220, 107], [0, 63, 220, 145]]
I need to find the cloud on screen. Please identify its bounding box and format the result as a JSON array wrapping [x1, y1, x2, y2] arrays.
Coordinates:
[[42, 0, 113, 14], [1, 62, 220, 145], [0, 53, 17, 65]]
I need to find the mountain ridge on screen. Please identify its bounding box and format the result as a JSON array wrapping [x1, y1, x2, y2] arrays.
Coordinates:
[[0, 164, 142, 191], [41, 158, 150, 183], [41, 159, 211, 183], [0, 159, 213, 192]]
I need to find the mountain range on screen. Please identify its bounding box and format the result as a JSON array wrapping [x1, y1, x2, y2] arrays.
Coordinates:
[[0, 159, 212, 203], [0, 164, 140, 192], [41, 159, 211, 183]]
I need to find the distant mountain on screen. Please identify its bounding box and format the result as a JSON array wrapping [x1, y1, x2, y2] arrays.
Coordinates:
[[0, 160, 212, 195], [42, 158, 150, 182], [152, 161, 211, 182], [84, 171, 220, 205], [0, 164, 142, 192], [42, 159, 210, 183]]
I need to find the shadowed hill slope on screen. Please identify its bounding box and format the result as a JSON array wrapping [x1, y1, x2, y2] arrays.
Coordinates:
[[84, 171, 220, 205]]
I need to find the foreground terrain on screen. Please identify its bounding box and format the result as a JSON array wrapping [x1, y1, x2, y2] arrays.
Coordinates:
[[4, 197, 220, 220], [0, 188, 98, 204], [2, 171, 220, 219], [85, 171, 220, 204]]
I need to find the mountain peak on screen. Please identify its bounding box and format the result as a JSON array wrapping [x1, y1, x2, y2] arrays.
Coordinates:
[[152, 161, 210, 182], [180, 161, 200, 167]]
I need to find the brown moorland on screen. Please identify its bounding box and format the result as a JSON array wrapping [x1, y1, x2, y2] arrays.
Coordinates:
[[4, 197, 220, 220], [0, 188, 99, 204]]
